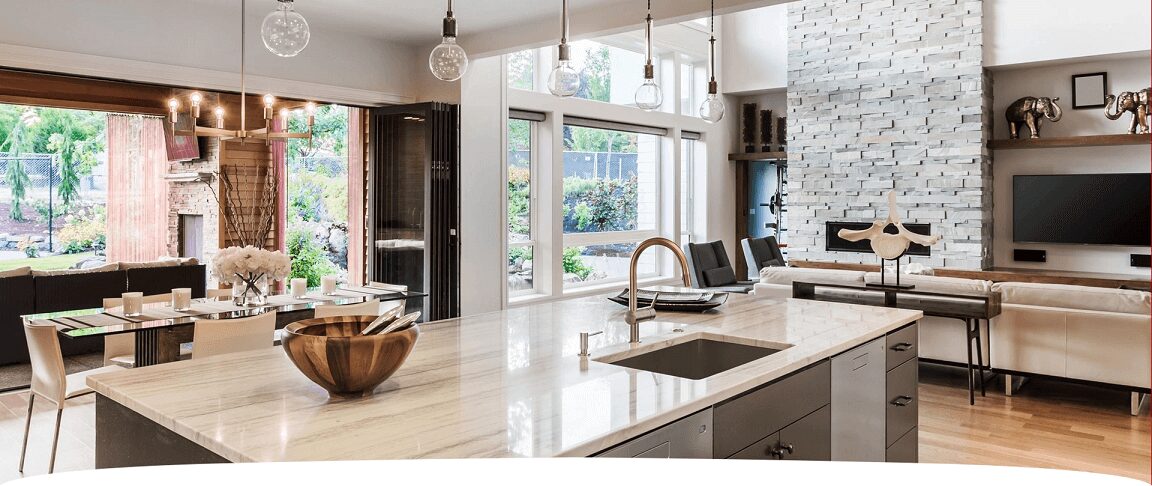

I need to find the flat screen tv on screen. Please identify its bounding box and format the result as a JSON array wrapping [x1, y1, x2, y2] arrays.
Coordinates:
[[1013, 173, 1151, 246]]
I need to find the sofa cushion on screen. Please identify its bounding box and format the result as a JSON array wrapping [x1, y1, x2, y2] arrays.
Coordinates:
[[759, 267, 866, 286], [702, 266, 738, 287], [0, 266, 31, 278], [31, 262, 119, 277], [119, 260, 180, 270], [864, 272, 991, 294], [992, 281, 1151, 315]]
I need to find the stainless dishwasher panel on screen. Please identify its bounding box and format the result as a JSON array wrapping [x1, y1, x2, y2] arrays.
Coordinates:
[[594, 408, 713, 458], [830, 337, 886, 461]]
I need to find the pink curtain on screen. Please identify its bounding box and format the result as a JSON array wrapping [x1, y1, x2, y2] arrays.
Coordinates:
[[347, 108, 366, 286], [106, 115, 170, 263]]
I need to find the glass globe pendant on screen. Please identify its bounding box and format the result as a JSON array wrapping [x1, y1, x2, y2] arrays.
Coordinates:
[[634, 3, 663, 111], [548, 0, 581, 97], [429, 0, 469, 82], [698, 2, 725, 123], [261, 0, 310, 58]]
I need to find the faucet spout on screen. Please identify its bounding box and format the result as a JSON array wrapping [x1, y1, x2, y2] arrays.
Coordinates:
[[626, 237, 693, 343]]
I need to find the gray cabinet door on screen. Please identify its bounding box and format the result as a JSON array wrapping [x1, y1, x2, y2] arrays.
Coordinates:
[[778, 405, 831, 461], [831, 337, 886, 462], [594, 408, 712, 458], [713, 361, 831, 458], [886, 357, 919, 448]]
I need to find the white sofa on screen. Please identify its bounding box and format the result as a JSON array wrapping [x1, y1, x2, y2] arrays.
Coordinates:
[[753, 267, 991, 365], [991, 282, 1150, 404], [752, 267, 1151, 414]]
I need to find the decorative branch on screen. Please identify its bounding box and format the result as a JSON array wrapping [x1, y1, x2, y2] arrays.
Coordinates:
[[204, 164, 278, 248]]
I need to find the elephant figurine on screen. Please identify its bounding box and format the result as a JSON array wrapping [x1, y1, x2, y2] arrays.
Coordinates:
[[1005, 96, 1063, 139], [1104, 88, 1150, 134]]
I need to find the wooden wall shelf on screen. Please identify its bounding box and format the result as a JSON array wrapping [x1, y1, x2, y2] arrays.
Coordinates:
[[729, 151, 787, 161], [987, 134, 1150, 150]]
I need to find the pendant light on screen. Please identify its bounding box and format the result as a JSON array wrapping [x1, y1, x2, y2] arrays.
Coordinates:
[[261, 0, 310, 57], [547, 0, 581, 97], [429, 0, 469, 82], [634, 0, 663, 110], [698, 0, 724, 123]]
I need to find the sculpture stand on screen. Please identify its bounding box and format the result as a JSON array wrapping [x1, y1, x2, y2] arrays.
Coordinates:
[[865, 257, 916, 290]]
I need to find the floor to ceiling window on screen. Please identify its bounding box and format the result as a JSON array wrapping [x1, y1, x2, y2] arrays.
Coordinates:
[[507, 116, 536, 295], [283, 104, 351, 286], [562, 124, 659, 287], [0, 104, 109, 271]]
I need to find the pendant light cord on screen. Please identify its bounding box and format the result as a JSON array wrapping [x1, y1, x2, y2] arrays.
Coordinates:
[[241, 0, 246, 133]]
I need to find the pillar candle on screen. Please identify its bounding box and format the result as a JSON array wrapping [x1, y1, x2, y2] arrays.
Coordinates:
[[291, 278, 308, 298], [172, 288, 192, 311], [122, 292, 144, 317], [321, 276, 338, 295]]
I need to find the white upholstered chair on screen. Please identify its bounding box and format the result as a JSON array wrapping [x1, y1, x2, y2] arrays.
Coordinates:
[[314, 299, 400, 318], [206, 288, 231, 301], [191, 311, 277, 360], [20, 322, 122, 474], [101, 293, 174, 367]]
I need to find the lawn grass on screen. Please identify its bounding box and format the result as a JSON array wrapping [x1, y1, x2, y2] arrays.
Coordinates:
[[0, 253, 91, 272]]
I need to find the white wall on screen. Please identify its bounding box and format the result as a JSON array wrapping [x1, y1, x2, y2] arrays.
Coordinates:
[[459, 57, 508, 316], [991, 56, 1151, 275], [0, 0, 417, 105], [985, 0, 1152, 67], [721, 4, 788, 94]]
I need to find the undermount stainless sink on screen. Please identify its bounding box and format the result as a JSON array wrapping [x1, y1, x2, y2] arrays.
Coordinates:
[[599, 336, 791, 380]]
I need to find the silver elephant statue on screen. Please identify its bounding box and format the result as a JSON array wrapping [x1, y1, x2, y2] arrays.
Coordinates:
[[1005, 96, 1063, 139], [1104, 88, 1150, 134]]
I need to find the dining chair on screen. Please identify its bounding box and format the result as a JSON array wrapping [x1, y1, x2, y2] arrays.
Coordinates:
[[101, 293, 173, 368], [20, 322, 122, 474], [314, 299, 394, 318], [191, 311, 277, 360], [206, 288, 231, 301]]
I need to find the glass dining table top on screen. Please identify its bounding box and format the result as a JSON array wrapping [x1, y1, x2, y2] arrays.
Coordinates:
[[22, 287, 427, 339]]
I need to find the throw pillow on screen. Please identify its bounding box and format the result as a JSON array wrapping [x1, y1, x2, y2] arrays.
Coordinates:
[[702, 266, 737, 287], [31, 262, 120, 277]]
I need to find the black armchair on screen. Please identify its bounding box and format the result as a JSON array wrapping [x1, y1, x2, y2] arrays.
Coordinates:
[[741, 236, 787, 280], [684, 241, 755, 293]]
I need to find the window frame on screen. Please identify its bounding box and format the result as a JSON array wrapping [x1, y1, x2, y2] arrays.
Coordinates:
[[506, 116, 541, 299]]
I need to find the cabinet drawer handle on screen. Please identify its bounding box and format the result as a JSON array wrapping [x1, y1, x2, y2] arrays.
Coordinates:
[[891, 395, 914, 407], [890, 343, 913, 352]]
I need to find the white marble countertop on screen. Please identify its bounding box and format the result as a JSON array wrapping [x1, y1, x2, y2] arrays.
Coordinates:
[[87, 294, 922, 462]]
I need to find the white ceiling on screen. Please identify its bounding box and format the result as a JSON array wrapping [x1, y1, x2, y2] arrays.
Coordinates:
[[266, 0, 782, 49]]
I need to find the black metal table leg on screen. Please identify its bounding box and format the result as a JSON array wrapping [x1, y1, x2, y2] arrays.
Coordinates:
[[974, 318, 986, 397], [133, 328, 160, 367], [964, 318, 975, 405]]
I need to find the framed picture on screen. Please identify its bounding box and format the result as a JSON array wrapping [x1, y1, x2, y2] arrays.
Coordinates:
[[1071, 72, 1108, 109]]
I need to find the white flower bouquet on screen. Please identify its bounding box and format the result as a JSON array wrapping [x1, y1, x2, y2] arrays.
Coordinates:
[[211, 246, 292, 305]]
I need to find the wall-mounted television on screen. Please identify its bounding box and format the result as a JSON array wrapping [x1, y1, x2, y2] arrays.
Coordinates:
[[1013, 173, 1151, 246], [825, 222, 932, 256]]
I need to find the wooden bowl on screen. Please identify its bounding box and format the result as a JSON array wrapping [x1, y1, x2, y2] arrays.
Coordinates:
[[281, 315, 420, 399]]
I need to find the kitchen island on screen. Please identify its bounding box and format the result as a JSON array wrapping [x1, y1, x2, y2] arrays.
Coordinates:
[[87, 294, 921, 464]]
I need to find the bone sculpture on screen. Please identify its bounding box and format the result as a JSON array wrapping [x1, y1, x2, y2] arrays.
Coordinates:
[[837, 192, 941, 287]]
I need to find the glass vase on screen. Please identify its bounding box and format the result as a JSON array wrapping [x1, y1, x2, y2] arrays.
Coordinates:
[[232, 273, 269, 307]]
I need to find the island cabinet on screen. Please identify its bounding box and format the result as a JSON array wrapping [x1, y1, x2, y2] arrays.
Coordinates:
[[593, 322, 920, 462]]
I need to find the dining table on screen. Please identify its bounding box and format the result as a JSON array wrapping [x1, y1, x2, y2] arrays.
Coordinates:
[[21, 286, 427, 367]]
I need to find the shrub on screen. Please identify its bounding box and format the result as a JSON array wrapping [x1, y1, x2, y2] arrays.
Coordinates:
[[562, 175, 638, 233], [562, 246, 593, 280], [286, 227, 338, 287], [58, 206, 106, 254]]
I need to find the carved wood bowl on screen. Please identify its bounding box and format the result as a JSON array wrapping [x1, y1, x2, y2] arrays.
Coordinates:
[[281, 315, 420, 399]]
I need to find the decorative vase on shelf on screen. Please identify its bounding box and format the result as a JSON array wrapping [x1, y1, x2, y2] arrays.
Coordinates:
[[232, 273, 270, 307]]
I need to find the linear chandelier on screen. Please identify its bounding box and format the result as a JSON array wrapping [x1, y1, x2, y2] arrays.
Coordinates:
[[167, 0, 314, 143]]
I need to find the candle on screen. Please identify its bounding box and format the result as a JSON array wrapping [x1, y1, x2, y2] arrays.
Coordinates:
[[291, 278, 307, 298], [122, 292, 144, 317], [172, 288, 192, 311], [321, 276, 338, 295]]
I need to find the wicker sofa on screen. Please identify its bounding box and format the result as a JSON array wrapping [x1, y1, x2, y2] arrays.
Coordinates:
[[0, 260, 206, 366]]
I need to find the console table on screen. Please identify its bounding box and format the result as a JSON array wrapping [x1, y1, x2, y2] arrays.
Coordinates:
[[792, 280, 1002, 405]]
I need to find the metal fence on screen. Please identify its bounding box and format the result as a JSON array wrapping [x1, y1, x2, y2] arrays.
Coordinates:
[[0, 152, 108, 253]]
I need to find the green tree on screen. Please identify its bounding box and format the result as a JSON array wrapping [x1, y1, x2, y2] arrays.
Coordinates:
[[287, 227, 338, 286], [287, 104, 348, 160], [577, 45, 611, 102], [1, 108, 38, 221], [507, 50, 535, 90]]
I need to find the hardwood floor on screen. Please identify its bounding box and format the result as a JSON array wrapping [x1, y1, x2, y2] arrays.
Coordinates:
[[0, 363, 1146, 483]]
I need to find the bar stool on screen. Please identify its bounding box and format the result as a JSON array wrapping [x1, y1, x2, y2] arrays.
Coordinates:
[[20, 322, 123, 474]]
